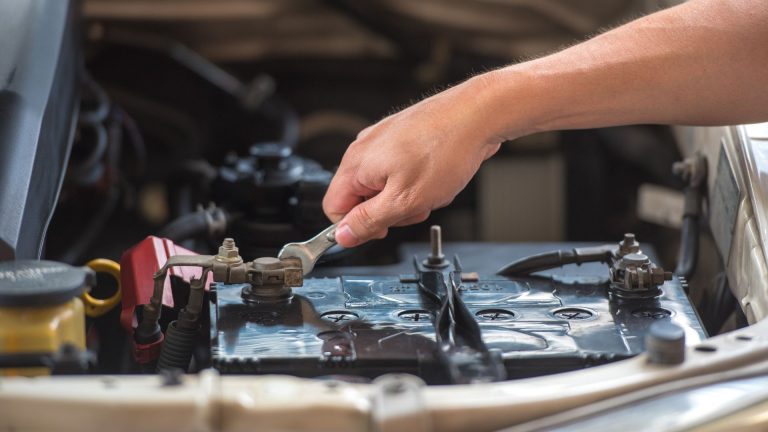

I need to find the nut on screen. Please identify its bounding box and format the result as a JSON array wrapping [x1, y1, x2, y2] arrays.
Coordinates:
[[217, 247, 240, 259], [216, 238, 242, 263], [618, 233, 640, 256]]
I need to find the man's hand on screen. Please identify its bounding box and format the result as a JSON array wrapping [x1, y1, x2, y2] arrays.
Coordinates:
[[323, 76, 504, 247], [323, 0, 768, 248]]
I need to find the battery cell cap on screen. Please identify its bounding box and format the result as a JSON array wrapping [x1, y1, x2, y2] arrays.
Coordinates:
[[0, 260, 95, 307]]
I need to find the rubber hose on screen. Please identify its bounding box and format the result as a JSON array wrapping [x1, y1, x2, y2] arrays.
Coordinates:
[[674, 216, 700, 281], [674, 184, 702, 281], [156, 321, 198, 372], [497, 250, 577, 276]]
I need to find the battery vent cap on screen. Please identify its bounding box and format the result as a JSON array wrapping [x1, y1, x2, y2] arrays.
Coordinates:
[[0, 260, 95, 307]]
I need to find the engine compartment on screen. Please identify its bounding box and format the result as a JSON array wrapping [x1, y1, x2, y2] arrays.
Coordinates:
[[0, 0, 742, 387]]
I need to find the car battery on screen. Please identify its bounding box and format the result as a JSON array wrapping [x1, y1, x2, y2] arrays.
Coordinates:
[[211, 241, 706, 384]]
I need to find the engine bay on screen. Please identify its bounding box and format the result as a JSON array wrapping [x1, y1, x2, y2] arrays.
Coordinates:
[[0, 0, 744, 391]]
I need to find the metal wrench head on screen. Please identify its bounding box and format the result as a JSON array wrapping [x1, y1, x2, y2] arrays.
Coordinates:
[[277, 223, 338, 275]]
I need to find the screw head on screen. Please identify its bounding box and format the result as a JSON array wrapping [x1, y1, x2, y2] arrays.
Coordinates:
[[475, 309, 516, 321], [397, 309, 434, 322], [553, 307, 594, 320], [632, 307, 672, 319], [320, 310, 359, 323]]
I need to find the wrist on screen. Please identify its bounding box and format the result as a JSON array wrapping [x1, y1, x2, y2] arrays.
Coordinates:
[[463, 67, 550, 144]]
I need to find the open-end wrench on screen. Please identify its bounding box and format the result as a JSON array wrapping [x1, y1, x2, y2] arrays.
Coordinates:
[[277, 223, 338, 275]]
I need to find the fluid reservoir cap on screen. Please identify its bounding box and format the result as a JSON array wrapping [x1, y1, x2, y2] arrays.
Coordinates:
[[0, 260, 95, 307]]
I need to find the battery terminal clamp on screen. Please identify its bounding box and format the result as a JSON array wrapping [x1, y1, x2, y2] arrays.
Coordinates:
[[134, 237, 303, 371], [497, 233, 672, 299]]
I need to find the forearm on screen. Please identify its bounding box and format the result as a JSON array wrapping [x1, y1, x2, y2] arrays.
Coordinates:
[[479, 0, 768, 141]]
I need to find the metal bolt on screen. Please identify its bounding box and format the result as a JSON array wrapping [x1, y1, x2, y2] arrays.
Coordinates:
[[217, 238, 241, 261], [430, 226, 443, 259], [619, 233, 640, 255], [423, 225, 448, 268]]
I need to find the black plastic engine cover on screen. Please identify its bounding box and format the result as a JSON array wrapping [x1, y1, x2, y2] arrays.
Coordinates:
[[0, 0, 80, 260], [211, 243, 705, 383]]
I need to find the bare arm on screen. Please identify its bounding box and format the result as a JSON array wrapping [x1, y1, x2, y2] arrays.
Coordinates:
[[489, 0, 768, 138], [324, 0, 768, 247]]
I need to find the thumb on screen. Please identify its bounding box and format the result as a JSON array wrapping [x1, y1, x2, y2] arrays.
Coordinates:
[[335, 191, 402, 248]]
